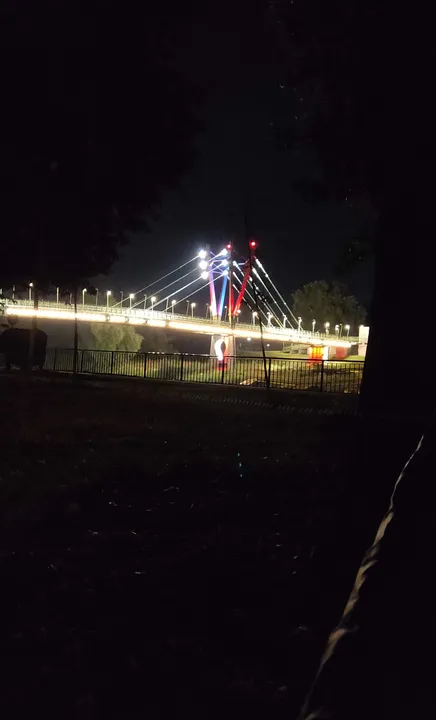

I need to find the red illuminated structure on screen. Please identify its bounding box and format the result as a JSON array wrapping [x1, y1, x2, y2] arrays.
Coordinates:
[[226, 238, 259, 322]]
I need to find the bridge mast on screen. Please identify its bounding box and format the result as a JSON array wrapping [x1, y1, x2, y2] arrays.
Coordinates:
[[206, 244, 218, 319], [227, 242, 234, 329]]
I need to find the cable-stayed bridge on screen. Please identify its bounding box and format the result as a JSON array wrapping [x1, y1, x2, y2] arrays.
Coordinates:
[[1, 242, 359, 352]]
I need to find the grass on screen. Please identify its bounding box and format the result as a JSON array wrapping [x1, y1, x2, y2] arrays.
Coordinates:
[[0, 373, 408, 719], [345, 354, 365, 361]]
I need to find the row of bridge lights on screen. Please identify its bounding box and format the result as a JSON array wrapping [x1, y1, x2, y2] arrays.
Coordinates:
[[252, 313, 350, 336], [28, 283, 198, 316], [27, 280, 352, 335]]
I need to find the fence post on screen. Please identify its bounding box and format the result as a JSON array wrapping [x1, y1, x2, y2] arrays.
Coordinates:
[[180, 354, 184, 382], [267, 357, 271, 389], [143, 352, 148, 378], [80, 349, 84, 374], [53, 348, 57, 372], [110, 351, 114, 375], [320, 360, 325, 392]]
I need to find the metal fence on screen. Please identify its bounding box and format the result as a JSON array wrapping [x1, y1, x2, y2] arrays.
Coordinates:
[[44, 349, 364, 394]]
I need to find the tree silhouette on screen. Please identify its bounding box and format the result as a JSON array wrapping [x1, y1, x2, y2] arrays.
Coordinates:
[[270, 0, 436, 419], [88, 324, 143, 353], [292, 281, 365, 333], [0, 1, 199, 294]]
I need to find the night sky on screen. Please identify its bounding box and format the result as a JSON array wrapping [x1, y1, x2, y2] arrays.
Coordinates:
[[104, 2, 373, 308]]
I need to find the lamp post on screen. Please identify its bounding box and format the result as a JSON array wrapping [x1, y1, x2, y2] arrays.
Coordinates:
[[120, 291, 124, 306], [29, 282, 33, 302], [151, 296, 156, 314], [298, 316, 302, 332], [129, 293, 134, 309], [324, 321, 330, 334], [267, 312, 272, 327], [106, 290, 111, 310], [224, 305, 228, 321], [82, 288, 87, 309], [205, 303, 209, 319], [283, 315, 287, 329], [95, 289, 99, 307], [56, 287, 60, 305], [312, 319, 316, 333], [186, 301, 189, 317], [345, 324, 350, 338], [144, 294, 147, 310], [335, 324, 339, 335], [252, 311, 257, 327], [191, 302, 196, 318], [12, 285, 15, 300], [172, 299, 176, 316]]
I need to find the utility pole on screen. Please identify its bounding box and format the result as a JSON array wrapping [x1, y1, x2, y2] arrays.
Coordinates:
[[245, 212, 269, 388], [228, 242, 234, 329]]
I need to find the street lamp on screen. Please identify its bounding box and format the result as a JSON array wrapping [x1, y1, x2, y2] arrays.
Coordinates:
[[120, 291, 124, 306], [151, 296, 156, 314], [205, 302, 209, 318], [56, 287, 60, 305], [335, 324, 339, 335], [283, 315, 287, 328], [29, 282, 33, 302], [144, 294, 147, 310], [191, 302, 196, 318], [345, 324, 350, 337], [252, 311, 257, 326], [129, 293, 134, 309], [267, 312, 272, 327], [82, 288, 87, 309], [324, 321, 330, 334], [95, 289, 99, 307], [171, 299, 176, 316], [312, 319, 316, 333], [106, 290, 111, 310], [186, 300, 190, 316], [298, 316, 302, 332]]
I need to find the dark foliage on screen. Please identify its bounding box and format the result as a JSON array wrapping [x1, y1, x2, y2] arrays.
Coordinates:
[[0, 1, 200, 291], [269, 0, 436, 417]]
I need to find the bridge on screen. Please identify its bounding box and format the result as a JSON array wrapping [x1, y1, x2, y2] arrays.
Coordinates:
[[1, 242, 360, 353]]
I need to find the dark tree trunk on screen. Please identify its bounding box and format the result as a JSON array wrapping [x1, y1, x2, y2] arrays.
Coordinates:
[[28, 287, 39, 371], [360, 184, 436, 423], [72, 287, 79, 376]]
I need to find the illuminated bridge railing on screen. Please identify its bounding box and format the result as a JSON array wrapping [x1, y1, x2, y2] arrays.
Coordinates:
[[4, 300, 359, 346], [44, 349, 364, 394]]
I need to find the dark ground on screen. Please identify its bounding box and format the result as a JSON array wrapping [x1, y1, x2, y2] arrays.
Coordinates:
[[0, 374, 419, 719]]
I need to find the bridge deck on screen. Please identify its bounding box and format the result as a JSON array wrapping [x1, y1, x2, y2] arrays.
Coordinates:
[[3, 300, 358, 347]]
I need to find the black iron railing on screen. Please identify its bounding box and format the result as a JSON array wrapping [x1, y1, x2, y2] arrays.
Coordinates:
[[44, 349, 364, 394]]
